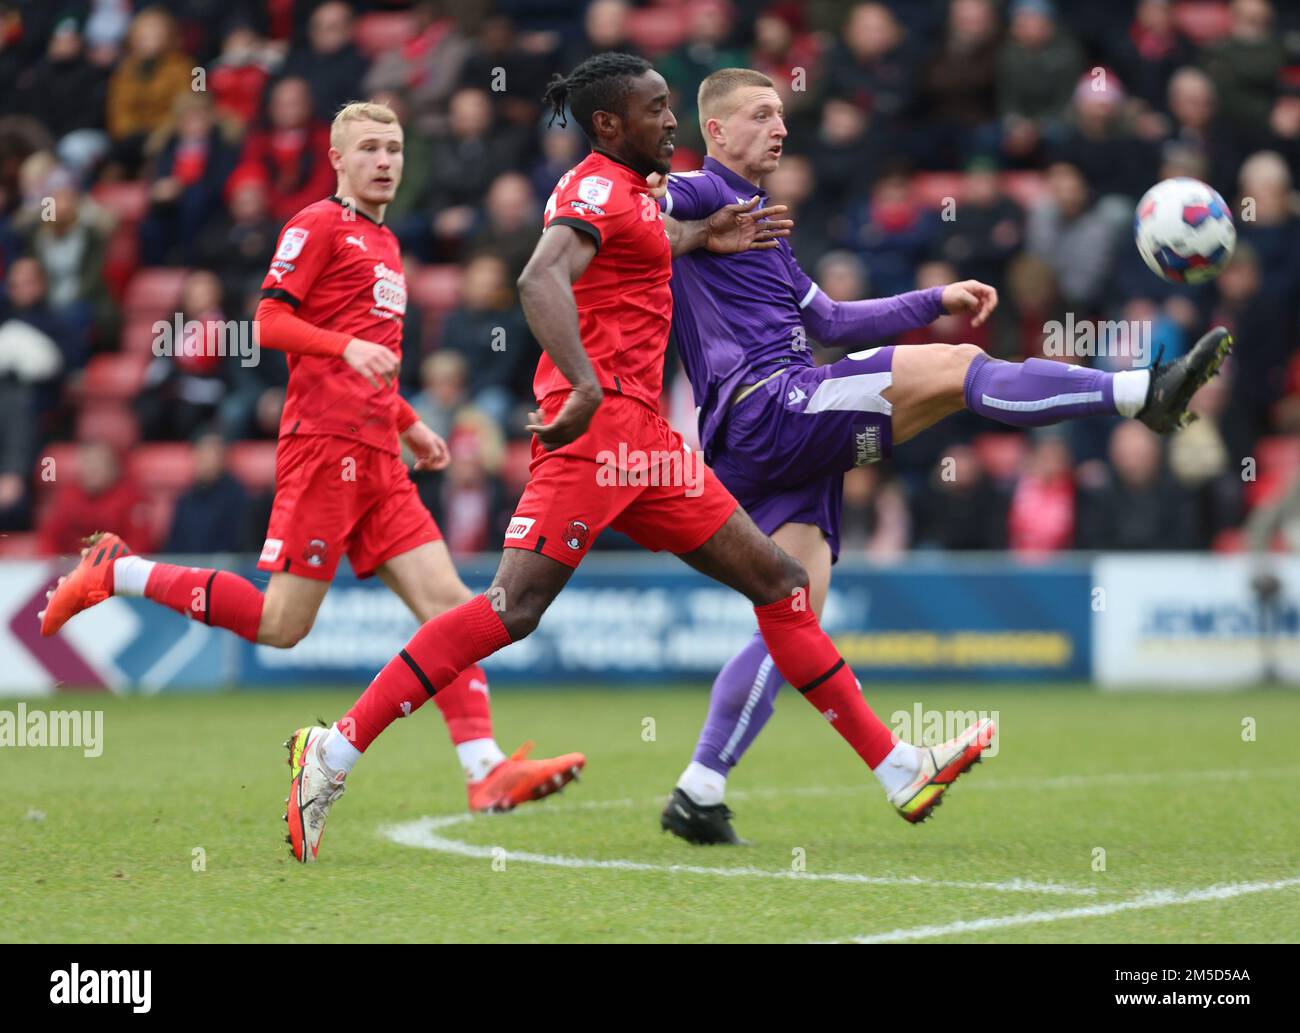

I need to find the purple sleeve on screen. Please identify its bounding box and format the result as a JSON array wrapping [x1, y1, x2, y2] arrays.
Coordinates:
[[801, 285, 946, 345], [658, 171, 729, 220]]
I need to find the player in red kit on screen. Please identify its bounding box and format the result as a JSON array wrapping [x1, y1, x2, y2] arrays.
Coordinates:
[[39, 102, 584, 837], [283, 53, 993, 864]]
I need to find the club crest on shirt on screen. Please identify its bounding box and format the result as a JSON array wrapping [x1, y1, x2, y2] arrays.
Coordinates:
[[578, 176, 613, 206], [276, 227, 309, 261], [303, 538, 329, 567], [562, 519, 590, 551]]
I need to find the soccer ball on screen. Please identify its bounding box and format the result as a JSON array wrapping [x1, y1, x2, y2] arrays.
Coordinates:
[[1134, 177, 1236, 284]]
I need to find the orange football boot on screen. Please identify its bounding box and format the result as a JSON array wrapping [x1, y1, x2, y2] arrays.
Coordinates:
[[467, 741, 586, 813], [39, 532, 131, 637]]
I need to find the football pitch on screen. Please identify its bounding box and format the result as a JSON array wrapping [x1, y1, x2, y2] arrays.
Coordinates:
[[3, 685, 1298, 944]]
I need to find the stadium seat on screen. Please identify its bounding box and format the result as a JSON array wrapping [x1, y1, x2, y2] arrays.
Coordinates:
[[123, 267, 189, 324], [1000, 171, 1049, 211], [910, 172, 963, 210], [101, 223, 140, 303], [33, 443, 82, 516], [128, 444, 196, 493], [626, 7, 690, 56], [90, 181, 149, 225], [122, 313, 166, 356], [353, 11, 418, 58], [0, 532, 41, 558], [75, 403, 140, 451], [1174, 1, 1232, 45], [226, 441, 279, 492], [78, 353, 151, 403]]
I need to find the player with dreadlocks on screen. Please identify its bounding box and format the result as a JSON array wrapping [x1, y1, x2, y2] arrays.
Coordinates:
[[281, 51, 996, 863]]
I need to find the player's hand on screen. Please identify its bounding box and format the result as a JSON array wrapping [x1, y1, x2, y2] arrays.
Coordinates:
[[343, 337, 399, 390], [705, 196, 792, 253], [401, 420, 450, 471], [525, 383, 603, 452], [941, 279, 999, 328], [645, 172, 668, 200]]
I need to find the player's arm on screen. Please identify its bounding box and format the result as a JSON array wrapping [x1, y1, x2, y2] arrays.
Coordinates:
[[517, 223, 603, 451], [254, 298, 399, 389], [394, 396, 450, 471], [648, 173, 792, 257]]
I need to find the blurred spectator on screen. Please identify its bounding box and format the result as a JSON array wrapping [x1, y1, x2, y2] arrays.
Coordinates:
[[1204, 0, 1285, 130], [139, 93, 239, 264], [657, 1, 748, 152], [105, 7, 194, 177], [1025, 162, 1119, 309], [368, 90, 432, 237], [1000, 253, 1065, 360], [921, 0, 1002, 168], [435, 413, 509, 556], [230, 76, 334, 223], [763, 154, 830, 265], [900, 260, 991, 353], [1235, 151, 1300, 305], [217, 282, 288, 441], [1163, 67, 1241, 197], [164, 431, 250, 553], [13, 18, 109, 176], [196, 174, 279, 306], [458, 14, 553, 131], [1077, 421, 1196, 549], [562, 0, 641, 72], [15, 164, 115, 350], [997, 0, 1084, 164], [1169, 371, 1242, 545], [136, 270, 232, 440], [439, 252, 533, 424], [466, 171, 539, 280], [1112, 0, 1196, 112], [277, 1, 369, 124], [1007, 432, 1075, 554], [409, 350, 470, 445], [363, 2, 477, 138], [796, 97, 892, 209], [839, 465, 909, 559], [1052, 71, 1157, 203], [529, 122, 587, 205], [912, 445, 1009, 550], [933, 158, 1023, 292], [820, 4, 917, 128], [749, 7, 821, 125], [37, 440, 154, 555], [208, 21, 280, 129], [838, 172, 937, 300]]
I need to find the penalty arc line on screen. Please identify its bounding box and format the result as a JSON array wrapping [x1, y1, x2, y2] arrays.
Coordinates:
[[381, 813, 1097, 896], [831, 876, 1300, 943]]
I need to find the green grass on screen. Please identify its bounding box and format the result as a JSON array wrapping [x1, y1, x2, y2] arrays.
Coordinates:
[[2, 685, 1298, 943]]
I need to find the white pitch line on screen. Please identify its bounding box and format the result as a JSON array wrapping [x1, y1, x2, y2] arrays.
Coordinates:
[[836, 876, 1300, 943], [381, 814, 1097, 896]]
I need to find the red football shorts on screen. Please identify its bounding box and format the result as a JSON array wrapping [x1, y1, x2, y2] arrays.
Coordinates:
[[257, 435, 441, 581], [504, 392, 738, 567]]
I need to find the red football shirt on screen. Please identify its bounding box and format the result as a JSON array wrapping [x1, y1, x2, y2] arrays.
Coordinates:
[[260, 196, 409, 453], [536, 151, 673, 410]]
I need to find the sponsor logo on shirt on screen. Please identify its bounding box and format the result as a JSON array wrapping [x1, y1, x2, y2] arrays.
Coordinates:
[[371, 261, 407, 315], [569, 200, 605, 217], [344, 234, 367, 251], [260, 538, 283, 563], [578, 175, 613, 206], [855, 424, 883, 466], [276, 227, 309, 261], [504, 516, 535, 540]]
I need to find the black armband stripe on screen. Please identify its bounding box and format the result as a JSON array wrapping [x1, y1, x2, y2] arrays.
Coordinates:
[[260, 287, 302, 308], [548, 217, 602, 253]]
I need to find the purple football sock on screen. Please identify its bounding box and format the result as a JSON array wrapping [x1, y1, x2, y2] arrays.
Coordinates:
[[692, 631, 784, 776], [963, 355, 1117, 426]]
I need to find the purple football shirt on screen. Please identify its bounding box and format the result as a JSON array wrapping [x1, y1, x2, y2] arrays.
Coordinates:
[[662, 156, 943, 458]]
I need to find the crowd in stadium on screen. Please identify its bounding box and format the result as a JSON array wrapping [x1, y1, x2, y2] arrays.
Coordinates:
[[1, 0, 1299, 560]]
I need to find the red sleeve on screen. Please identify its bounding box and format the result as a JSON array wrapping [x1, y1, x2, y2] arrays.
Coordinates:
[[394, 395, 419, 433], [542, 168, 639, 253], [254, 297, 350, 358], [260, 204, 332, 308]]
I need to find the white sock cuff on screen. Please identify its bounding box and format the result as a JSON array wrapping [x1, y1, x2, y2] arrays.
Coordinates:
[[322, 724, 362, 773], [458, 738, 506, 783], [1113, 369, 1151, 419], [677, 760, 727, 807], [112, 555, 156, 596]]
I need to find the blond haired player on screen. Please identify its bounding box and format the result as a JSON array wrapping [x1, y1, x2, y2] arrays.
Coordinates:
[[41, 102, 584, 858]]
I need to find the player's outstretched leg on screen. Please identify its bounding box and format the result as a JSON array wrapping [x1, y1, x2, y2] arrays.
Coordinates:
[[39, 532, 265, 639], [678, 508, 995, 825], [285, 549, 575, 861]]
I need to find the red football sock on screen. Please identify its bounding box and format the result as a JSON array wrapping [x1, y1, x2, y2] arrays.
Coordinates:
[[144, 564, 264, 642], [342, 595, 511, 752], [432, 664, 494, 744], [754, 594, 896, 768]]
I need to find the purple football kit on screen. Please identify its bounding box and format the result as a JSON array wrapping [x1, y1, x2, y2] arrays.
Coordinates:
[[663, 156, 1130, 783]]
